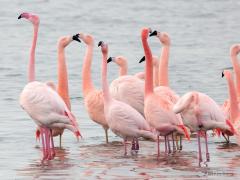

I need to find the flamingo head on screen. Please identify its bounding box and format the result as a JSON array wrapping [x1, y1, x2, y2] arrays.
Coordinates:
[[58, 34, 80, 48], [230, 44, 240, 57], [75, 33, 94, 45], [150, 30, 170, 46], [18, 12, 39, 25], [98, 41, 108, 54], [108, 56, 127, 66]]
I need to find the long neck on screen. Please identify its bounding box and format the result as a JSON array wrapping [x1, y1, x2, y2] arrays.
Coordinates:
[[158, 45, 170, 86], [57, 46, 71, 110], [231, 54, 240, 98], [227, 73, 239, 123], [82, 44, 95, 97], [119, 64, 127, 76], [28, 25, 38, 82], [102, 53, 112, 104], [153, 59, 159, 87], [142, 37, 153, 97]]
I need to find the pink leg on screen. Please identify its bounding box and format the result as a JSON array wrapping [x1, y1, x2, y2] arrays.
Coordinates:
[[50, 130, 55, 159], [172, 133, 176, 152], [45, 129, 51, 160], [136, 138, 139, 151], [40, 128, 47, 160], [204, 131, 210, 162], [157, 135, 160, 158], [131, 138, 136, 151], [197, 131, 203, 166]]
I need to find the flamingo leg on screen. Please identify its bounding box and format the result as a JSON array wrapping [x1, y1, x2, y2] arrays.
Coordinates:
[[179, 135, 183, 151], [167, 135, 171, 154], [131, 138, 136, 151], [124, 139, 127, 156], [222, 133, 230, 144], [50, 129, 55, 159], [104, 129, 109, 144], [204, 131, 210, 162], [157, 135, 160, 158], [136, 138, 139, 151], [172, 133, 176, 153], [197, 131, 203, 166], [45, 129, 51, 160], [59, 134, 62, 148], [164, 136, 168, 154], [40, 128, 47, 160]]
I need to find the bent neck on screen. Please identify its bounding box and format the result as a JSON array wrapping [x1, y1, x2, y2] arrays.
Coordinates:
[[28, 25, 38, 82], [119, 63, 128, 76], [231, 54, 240, 98], [226, 73, 239, 123], [159, 45, 170, 86], [102, 53, 112, 104], [82, 43, 95, 97], [57, 45, 71, 110], [142, 37, 153, 97]]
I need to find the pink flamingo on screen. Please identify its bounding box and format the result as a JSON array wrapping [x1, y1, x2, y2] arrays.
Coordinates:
[[107, 56, 159, 87], [173, 91, 235, 165], [18, 13, 81, 160], [99, 41, 156, 155], [141, 27, 190, 158], [223, 70, 240, 145], [77, 33, 109, 143]]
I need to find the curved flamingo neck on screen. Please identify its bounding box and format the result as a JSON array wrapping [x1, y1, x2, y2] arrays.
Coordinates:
[[158, 45, 170, 86], [57, 45, 71, 110], [28, 25, 38, 82], [82, 43, 95, 97], [102, 52, 112, 104], [153, 58, 159, 87], [142, 36, 153, 97], [231, 54, 240, 98], [226, 73, 239, 123]]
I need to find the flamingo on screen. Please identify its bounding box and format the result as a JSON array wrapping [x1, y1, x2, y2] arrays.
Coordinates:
[[77, 33, 109, 143], [223, 70, 240, 145], [18, 12, 80, 147], [99, 41, 156, 155], [108, 55, 160, 87], [173, 91, 235, 165], [222, 45, 240, 142], [140, 30, 184, 151], [141, 27, 190, 158]]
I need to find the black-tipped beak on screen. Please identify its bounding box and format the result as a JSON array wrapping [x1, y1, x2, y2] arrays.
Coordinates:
[[18, 14, 22, 19], [107, 57, 113, 63], [149, 30, 157, 37], [98, 41, 103, 47], [139, 56, 146, 63], [222, 71, 225, 78], [72, 34, 81, 43]]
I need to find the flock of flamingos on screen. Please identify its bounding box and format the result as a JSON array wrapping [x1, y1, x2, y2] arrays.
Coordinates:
[[18, 12, 240, 166]]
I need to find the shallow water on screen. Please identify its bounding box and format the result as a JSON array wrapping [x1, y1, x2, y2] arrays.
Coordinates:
[[1, 0, 240, 179]]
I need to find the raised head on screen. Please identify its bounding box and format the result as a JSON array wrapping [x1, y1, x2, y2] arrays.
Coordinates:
[[141, 27, 151, 41], [150, 30, 170, 46], [75, 33, 94, 45], [98, 41, 108, 55], [107, 56, 127, 66], [230, 44, 240, 57], [58, 34, 81, 48], [18, 12, 39, 25]]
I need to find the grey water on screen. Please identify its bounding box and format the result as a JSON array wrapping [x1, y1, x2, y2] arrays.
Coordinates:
[[1, 0, 240, 179]]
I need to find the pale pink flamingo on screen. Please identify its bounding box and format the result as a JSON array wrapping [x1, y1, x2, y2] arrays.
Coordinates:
[[18, 13, 81, 160], [107, 55, 159, 87], [141, 27, 190, 158], [173, 91, 235, 165], [223, 70, 240, 145], [77, 33, 109, 143], [99, 41, 156, 155]]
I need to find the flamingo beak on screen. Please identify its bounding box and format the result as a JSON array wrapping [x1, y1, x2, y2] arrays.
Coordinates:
[[107, 57, 115, 63], [98, 41, 103, 47], [18, 14, 22, 19], [149, 30, 158, 37], [222, 71, 225, 78], [139, 56, 145, 63], [178, 125, 190, 141], [72, 34, 81, 43]]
